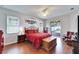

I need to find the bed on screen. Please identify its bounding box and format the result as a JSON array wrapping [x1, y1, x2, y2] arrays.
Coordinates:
[[25, 28, 51, 49]]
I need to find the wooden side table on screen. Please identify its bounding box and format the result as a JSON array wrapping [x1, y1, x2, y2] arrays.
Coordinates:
[[17, 34, 26, 43], [42, 37, 57, 52]]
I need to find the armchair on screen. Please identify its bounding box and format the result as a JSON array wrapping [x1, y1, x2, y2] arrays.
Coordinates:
[[0, 30, 4, 54], [63, 31, 74, 46]]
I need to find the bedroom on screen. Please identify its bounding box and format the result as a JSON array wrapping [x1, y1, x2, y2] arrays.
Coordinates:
[[0, 5, 78, 54]]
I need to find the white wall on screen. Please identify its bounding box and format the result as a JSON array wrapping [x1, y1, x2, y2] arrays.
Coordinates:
[[61, 11, 78, 34], [21, 16, 43, 32], [0, 7, 43, 45], [0, 7, 22, 45], [69, 11, 78, 32], [45, 10, 78, 35]]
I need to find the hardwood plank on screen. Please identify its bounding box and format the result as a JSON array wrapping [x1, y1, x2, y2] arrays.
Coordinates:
[[2, 37, 73, 54]]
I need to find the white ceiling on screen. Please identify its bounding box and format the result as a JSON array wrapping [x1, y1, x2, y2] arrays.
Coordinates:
[[1, 5, 79, 19]]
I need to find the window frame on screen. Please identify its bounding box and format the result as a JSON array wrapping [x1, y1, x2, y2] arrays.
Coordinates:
[[6, 16, 20, 34]]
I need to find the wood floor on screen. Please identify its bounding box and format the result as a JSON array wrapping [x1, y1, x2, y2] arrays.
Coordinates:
[[2, 37, 73, 54]]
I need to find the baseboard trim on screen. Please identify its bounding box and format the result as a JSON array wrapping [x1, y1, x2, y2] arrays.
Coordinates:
[[4, 41, 17, 46]]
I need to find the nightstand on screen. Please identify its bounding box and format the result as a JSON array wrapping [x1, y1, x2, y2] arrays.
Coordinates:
[[17, 34, 26, 43]]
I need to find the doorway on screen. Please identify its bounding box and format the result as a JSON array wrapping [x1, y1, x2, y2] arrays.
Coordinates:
[[50, 20, 61, 37]]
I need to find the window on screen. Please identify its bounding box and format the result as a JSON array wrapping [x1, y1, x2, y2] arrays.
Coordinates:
[[50, 20, 61, 36], [7, 16, 20, 34]]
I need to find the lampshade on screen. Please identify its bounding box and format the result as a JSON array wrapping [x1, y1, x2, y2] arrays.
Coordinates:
[[19, 27, 24, 35]]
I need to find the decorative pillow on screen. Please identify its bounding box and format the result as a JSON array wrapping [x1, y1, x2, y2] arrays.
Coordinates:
[[25, 29, 38, 34]]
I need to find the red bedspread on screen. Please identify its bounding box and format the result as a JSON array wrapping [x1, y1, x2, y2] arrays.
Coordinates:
[[26, 32, 51, 49]]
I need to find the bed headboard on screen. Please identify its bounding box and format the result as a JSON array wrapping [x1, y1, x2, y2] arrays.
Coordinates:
[[25, 28, 38, 34]]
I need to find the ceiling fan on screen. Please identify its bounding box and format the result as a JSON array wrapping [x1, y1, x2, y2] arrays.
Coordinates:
[[41, 7, 49, 16], [42, 7, 48, 13]]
